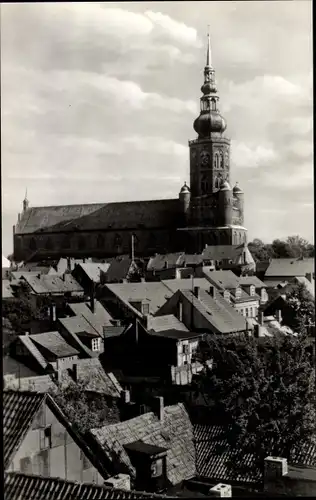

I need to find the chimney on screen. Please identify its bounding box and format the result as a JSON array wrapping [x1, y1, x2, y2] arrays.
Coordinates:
[[209, 286, 216, 299], [50, 304, 56, 323], [143, 314, 151, 331], [67, 257, 71, 272], [152, 396, 164, 421], [73, 363, 78, 382], [90, 283, 95, 313], [164, 261, 168, 269], [264, 457, 288, 484], [259, 311, 264, 326], [209, 484, 232, 497], [276, 309, 282, 324], [194, 286, 200, 299], [178, 301, 183, 322], [120, 389, 131, 404], [306, 272, 313, 283]]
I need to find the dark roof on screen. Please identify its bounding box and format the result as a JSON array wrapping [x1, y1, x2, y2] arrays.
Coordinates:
[[265, 258, 314, 278], [59, 315, 100, 337], [68, 301, 113, 332], [181, 289, 247, 334], [18, 335, 49, 370], [124, 440, 168, 456], [202, 245, 246, 261], [75, 262, 111, 282], [150, 329, 203, 340], [194, 424, 316, 484], [29, 331, 79, 358], [3, 391, 46, 468], [16, 199, 181, 234], [105, 258, 134, 283], [4, 472, 175, 499], [90, 403, 196, 486]]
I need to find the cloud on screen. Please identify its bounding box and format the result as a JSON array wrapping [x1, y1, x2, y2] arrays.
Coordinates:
[[145, 10, 201, 46], [231, 141, 277, 169]]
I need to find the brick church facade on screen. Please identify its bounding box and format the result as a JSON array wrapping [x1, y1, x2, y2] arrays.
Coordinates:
[[13, 35, 247, 263]]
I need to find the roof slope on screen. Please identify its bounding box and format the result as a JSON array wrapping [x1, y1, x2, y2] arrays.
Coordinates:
[[106, 258, 135, 283], [29, 331, 79, 358], [22, 274, 83, 294], [16, 199, 180, 234], [265, 258, 314, 278], [90, 403, 196, 486], [148, 315, 188, 333], [162, 278, 211, 294], [202, 270, 240, 290], [4, 472, 176, 500], [106, 282, 173, 315], [3, 391, 46, 468], [76, 262, 111, 282], [68, 300, 113, 332], [194, 424, 316, 484], [181, 289, 247, 334], [147, 253, 184, 271]]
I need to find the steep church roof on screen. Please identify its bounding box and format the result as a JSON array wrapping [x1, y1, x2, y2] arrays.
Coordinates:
[[16, 199, 181, 234]]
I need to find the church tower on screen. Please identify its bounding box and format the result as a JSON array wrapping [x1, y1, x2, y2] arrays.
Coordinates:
[[179, 32, 247, 252]]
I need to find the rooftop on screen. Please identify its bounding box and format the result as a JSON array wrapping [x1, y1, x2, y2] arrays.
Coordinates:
[[29, 331, 79, 359], [59, 315, 101, 337], [148, 315, 188, 333], [75, 262, 111, 282], [124, 440, 168, 456], [21, 273, 84, 294], [90, 403, 196, 486], [202, 244, 253, 263], [4, 472, 175, 500], [68, 300, 113, 332], [265, 258, 314, 278], [147, 253, 184, 271], [105, 258, 135, 283], [202, 270, 240, 290], [162, 278, 211, 294], [106, 282, 173, 315], [3, 391, 45, 468]]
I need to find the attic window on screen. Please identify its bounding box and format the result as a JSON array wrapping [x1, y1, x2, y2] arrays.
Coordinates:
[[92, 338, 101, 351]]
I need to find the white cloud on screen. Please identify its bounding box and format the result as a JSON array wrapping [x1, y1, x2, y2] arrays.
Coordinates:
[[231, 141, 277, 169], [289, 140, 313, 158], [145, 10, 201, 46]]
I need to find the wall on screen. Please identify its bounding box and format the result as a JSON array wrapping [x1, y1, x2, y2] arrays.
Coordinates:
[[8, 402, 104, 484], [233, 299, 259, 318], [177, 339, 199, 367]]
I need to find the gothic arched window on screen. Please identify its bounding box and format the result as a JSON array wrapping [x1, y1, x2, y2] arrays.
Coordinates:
[[214, 153, 219, 169], [211, 98, 216, 111], [224, 152, 229, 168], [219, 151, 224, 169], [45, 237, 54, 250], [97, 234, 105, 249], [29, 238, 37, 251], [78, 235, 86, 250]]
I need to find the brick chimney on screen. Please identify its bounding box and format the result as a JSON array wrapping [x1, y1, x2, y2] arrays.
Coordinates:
[[152, 396, 164, 422], [259, 311, 264, 326], [194, 286, 200, 299], [209, 286, 216, 299], [264, 457, 288, 485], [209, 484, 232, 497], [178, 301, 183, 322]]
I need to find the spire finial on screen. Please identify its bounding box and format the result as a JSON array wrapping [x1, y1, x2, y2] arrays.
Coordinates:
[[24, 188, 28, 201], [206, 26, 211, 67], [23, 188, 29, 211]]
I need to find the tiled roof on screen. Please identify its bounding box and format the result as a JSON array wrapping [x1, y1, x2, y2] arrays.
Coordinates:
[[181, 254, 204, 267], [90, 403, 196, 486], [148, 315, 188, 333], [29, 331, 79, 358], [22, 273, 84, 294], [60, 358, 122, 396], [147, 253, 184, 271], [75, 262, 111, 282], [4, 472, 175, 500], [3, 391, 46, 468], [162, 278, 211, 294], [16, 199, 180, 234], [181, 289, 247, 334], [106, 282, 173, 315], [4, 374, 56, 392], [2, 279, 14, 299], [194, 424, 316, 484], [105, 258, 134, 283], [202, 270, 240, 290], [265, 258, 314, 278], [68, 300, 113, 332], [202, 244, 249, 262], [59, 315, 100, 337]]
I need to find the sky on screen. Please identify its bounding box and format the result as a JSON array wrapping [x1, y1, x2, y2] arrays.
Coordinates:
[[1, 1, 313, 257]]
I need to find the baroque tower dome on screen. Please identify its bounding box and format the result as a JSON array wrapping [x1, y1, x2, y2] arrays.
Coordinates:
[[193, 33, 226, 138]]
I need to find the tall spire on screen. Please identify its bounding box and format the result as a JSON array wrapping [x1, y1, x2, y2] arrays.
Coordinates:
[[23, 188, 29, 212], [206, 27, 211, 67]]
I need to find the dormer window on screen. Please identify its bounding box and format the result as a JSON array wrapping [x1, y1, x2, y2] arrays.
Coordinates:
[[142, 302, 150, 315], [224, 290, 231, 302], [235, 287, 242, 299], [250, 285, 255, 296], [91, 338, 101, 352]]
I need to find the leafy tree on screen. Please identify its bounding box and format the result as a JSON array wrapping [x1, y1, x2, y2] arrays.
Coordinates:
[[248, 238, 274, 262], [248, 236, 314, 261], [194, 334, 315, 478], [284, 281, 315, 333], [50, 380, 120, 434]]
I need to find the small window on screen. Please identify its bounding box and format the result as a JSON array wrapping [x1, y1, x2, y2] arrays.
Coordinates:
[[142, 303, 150, 315], [91, 338, 101, 352], [151, 458, 163, 478], [245, 309, 249, 317], [39, 426, 51, 450]]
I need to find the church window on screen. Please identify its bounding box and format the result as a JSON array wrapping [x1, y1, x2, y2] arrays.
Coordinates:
[[97, 234, 105, 249], [219, 151, 224, 168], [29, 238, 37, 251], [211, 98, 216, 111], [78, 236, 86, 250], [214, 153, 219, 169], [45, 238, 54, 250], [225, 152, 229, 168]]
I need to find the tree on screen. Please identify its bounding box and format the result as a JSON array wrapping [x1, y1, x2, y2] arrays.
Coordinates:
[[248, 239, 274, 262], [284, 281, 315, 333], [286, 235, 312, 258], [194, 334, 315, 478]]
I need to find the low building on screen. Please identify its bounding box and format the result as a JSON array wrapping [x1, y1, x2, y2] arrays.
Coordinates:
[[89, 397, 196, 493], [264, 258, 314, 286], [156, 286, 248, 336], [146, 253, 203, 281], [201, 244, 256, 275], [4, 390, 109, 483]]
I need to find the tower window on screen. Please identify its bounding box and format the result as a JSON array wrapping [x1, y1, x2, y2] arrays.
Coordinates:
[[211, 98, 216, 111], [214, 153, 219, 169], [219, 152, 224, 168]]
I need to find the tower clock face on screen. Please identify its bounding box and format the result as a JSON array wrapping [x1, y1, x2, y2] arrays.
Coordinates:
[[200, 150, 210, 166]]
